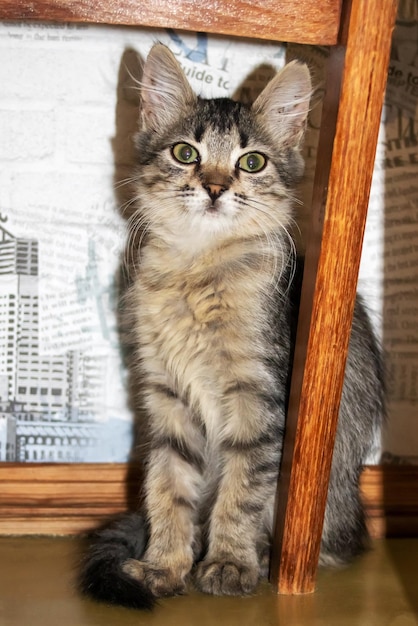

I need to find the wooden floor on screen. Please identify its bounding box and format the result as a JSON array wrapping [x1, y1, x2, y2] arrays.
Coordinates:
[[0, 536, 417, 625]]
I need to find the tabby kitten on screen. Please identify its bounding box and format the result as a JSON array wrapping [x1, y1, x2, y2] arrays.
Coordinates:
[[80, 44, 384, 609]]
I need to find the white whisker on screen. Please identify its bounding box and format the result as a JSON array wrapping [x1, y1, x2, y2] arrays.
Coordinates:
[[124, 210, 151, 274], [234, 194, 297, 296], [114, 175, 138, 191]]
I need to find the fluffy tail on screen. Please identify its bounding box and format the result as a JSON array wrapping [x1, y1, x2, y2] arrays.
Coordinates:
[[79, 512, 156, 610]]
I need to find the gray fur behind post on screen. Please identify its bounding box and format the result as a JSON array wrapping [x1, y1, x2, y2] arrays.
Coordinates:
[[79, 44, 385, 610]]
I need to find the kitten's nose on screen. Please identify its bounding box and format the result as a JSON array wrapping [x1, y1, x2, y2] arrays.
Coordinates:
[[204, 183, 226, 203]]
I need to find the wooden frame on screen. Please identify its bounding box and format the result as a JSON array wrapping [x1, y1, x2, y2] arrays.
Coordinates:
[[1, 463, 418, 538], [0, 0, 342, 44]]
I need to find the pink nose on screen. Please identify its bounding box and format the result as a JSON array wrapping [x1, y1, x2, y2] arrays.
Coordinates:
[[204, 183, 226, 202]]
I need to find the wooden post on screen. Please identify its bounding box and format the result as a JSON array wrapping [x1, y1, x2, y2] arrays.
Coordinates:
[[270, 0, 398, 595]]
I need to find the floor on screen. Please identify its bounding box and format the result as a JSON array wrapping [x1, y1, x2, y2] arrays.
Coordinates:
[[0, 537, 417, 626]]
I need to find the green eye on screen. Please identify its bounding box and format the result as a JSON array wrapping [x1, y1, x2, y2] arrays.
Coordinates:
[[172, 143, 199, 165], [238, 152, 267, 173]]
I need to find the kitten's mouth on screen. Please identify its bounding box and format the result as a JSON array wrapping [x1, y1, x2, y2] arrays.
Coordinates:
[[204, 200, 221, 215]]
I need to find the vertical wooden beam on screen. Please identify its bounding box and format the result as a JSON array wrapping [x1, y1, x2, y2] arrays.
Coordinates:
[[270, 0, 398, 594]]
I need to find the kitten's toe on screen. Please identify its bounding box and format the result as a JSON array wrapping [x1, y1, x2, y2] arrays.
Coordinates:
[[122, 559, 187, 598], [194, 560, 259, 596]]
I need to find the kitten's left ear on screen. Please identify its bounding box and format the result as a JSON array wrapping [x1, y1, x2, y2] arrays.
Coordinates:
[[140, 43, 196, 132], [253, 61, 312, 147]]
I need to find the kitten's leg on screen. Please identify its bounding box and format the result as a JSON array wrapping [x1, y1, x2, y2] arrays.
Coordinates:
[[195, 387, 283, 596], [124, 382, 205, 597]]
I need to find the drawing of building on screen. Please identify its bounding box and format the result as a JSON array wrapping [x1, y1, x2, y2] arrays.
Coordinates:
[[0, 219, 131, 462], [0, 220, 131, 462], [0, 225, 72, 419], [16, 421, 100, 462], [0, 414, 16, 461]]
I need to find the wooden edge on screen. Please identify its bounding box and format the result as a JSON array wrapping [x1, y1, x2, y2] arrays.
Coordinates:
[[0, 0, 342, 45], [271, 0, 398, 595], [0, 463, 417, 537]]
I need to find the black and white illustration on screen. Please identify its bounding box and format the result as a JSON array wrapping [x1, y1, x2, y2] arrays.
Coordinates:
[[0, 219, 132, 461], [0, 23, 288, 462], [0, 12, 417, 463]]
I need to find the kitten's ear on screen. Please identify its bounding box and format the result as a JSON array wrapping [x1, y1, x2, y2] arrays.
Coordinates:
[[141, 43, 196, 131], [252, 61, 312, 147]]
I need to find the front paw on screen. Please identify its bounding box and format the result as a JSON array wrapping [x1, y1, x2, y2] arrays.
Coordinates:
[[122, 559, 187, 598], [194, 559, 259, 596]]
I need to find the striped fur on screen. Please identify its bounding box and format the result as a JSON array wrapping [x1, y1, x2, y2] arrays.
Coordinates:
[[80, 44, 384, 608]]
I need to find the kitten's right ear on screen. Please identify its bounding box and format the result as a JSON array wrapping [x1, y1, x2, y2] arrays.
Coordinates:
[[253, 61, 312, 147], [141, 44, 196, 132]]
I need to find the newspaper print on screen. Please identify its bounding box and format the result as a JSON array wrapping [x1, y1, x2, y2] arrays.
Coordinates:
[[0, 17, 416, 462]]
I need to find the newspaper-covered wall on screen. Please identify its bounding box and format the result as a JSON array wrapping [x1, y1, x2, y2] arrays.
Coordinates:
[[360, 12, 418, 458], [0, 15, 416, 463]]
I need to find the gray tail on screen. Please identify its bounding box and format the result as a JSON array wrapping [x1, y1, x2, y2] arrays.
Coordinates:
[[79, 512, 156, 610]]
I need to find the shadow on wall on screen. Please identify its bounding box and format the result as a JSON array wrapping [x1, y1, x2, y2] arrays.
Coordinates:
[[111, 48, 148, 507]]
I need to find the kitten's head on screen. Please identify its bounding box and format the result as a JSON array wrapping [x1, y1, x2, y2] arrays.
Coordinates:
[[134, 44, 311, 254]]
